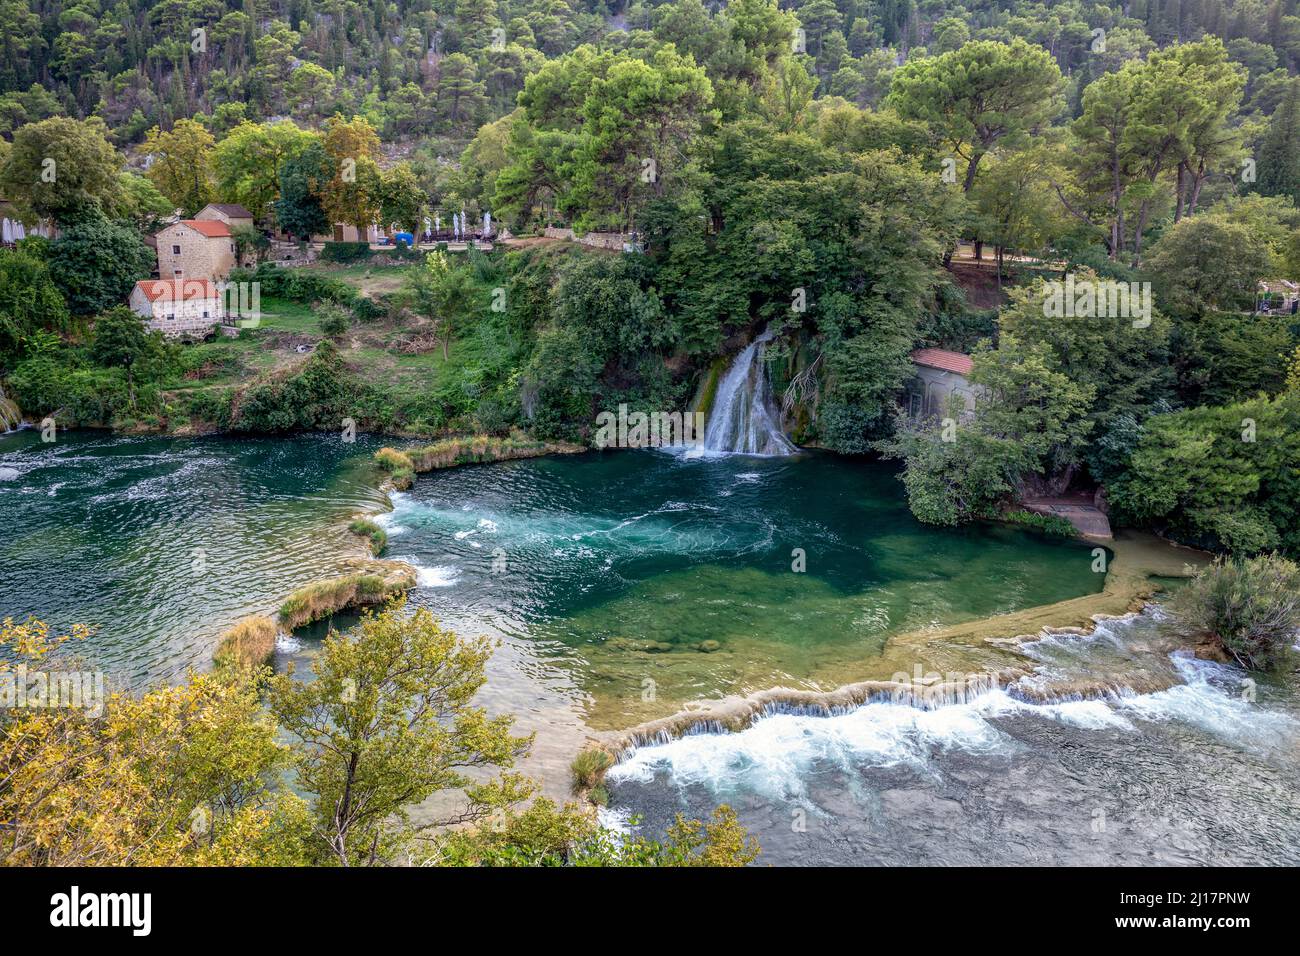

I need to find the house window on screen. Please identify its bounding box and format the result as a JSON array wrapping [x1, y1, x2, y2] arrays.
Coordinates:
[[172, 244, 181, 255], [166, 313, 175, 321], [202, 310, 210, 318]]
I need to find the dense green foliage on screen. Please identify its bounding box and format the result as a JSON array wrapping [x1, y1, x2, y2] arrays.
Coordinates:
[[1106, 392, 1300, 553], [1171, 553, 1300, 670], [0, 0, 1298, 558]]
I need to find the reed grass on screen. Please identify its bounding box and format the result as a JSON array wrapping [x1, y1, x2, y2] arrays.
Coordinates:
[[277, 564, 416, 631], [212, 615, 279, 672]]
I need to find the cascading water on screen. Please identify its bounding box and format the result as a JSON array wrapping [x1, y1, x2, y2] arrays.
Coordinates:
[[0, 385, 22, 433], [702, 327, 796, 456]]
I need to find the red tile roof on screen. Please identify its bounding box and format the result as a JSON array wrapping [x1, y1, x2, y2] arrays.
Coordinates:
[[178, 219, 231, 237], [911, 348, 974, 376], [133, 279, 221, 302]]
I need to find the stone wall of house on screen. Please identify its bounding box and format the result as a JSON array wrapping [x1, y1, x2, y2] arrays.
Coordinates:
[[906, 365, 980, 420], [131, 289, 224, 339], [156, 225, 236, 280]]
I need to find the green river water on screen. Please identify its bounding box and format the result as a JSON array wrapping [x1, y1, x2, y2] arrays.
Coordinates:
[[1, 428, 1103, 725]]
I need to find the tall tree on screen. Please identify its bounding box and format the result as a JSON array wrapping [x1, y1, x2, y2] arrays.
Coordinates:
[[47, 212, 153, 316], [1256, 78, 1300, 205], [274, 139, 331, 239], [269, 601, 532, 866], [214, 120, 317, 223], [378, 162, 427, 234], [143, 119, 216, 216], [887, 38, 1064, 193], [321, 115, 382, 232], [0, 117, 123, 223]]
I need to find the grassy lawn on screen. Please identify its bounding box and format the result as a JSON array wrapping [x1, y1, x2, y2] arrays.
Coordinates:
[[296, 261, 416, 296], [253, 296, 322, 333], [163, 266, 454, 411]]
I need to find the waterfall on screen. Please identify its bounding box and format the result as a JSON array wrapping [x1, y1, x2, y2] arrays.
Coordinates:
[[702, 327, 797, 456], [0, 385, 21, 434]]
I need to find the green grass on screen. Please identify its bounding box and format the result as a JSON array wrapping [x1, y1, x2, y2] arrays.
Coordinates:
[[296, 261, 416, 295], [253, 296, 322, 333], [348, 517, 388, 555], [1002, 509, 1079, 539], [570, 747, 614, 794]]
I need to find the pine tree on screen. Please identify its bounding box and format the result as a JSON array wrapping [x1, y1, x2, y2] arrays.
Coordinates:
[[1257, 79, 1300, 204]]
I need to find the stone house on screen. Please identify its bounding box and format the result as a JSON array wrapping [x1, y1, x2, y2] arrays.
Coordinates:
[[906, 348, 979, 421], [195, 202, 256, 231], [155, 219, 237, 281], [130, 278, 225, 339]]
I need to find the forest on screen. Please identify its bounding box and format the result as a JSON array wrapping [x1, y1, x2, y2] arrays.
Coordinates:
[[1, 0, 1299, 557]]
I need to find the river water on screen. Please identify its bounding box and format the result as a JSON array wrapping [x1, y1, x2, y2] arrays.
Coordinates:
[[604, 609, 1300, 865], [3, 429, 1296, 863]]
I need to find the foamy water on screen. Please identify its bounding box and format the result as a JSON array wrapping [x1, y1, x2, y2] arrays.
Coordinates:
[[606, 609, 1300, 865]]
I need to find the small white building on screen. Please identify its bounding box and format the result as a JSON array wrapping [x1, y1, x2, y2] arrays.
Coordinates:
[[906, 348, 979, 421], [130, 278, 225, 339]]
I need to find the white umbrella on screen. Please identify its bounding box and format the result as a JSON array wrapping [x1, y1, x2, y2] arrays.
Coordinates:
[[13, 222, 25, 241], [435, 214, 441, 233], [2, 218, 12, 244], [483, 211, 491, 236]]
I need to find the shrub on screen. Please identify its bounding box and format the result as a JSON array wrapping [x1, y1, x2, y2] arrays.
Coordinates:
[[6, 356, 133, 425], [352, 297, 385, 324], [318, 242, 372, 264], [570, 746, 614, 793], [230, 264, 358, 308], [232, 341, 360, 433], [1002, 509, 1078, 538], [318, 303, 351, 337], [183, 388, 234, 429], [1171, 554, 1300, 671], [431, 800, 760, 867]]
